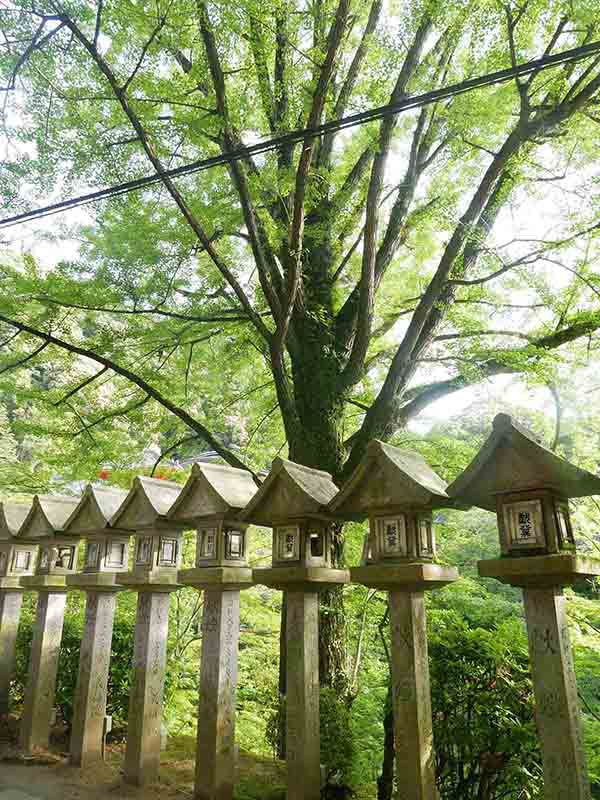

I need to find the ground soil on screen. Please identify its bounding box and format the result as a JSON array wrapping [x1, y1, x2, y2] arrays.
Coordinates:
[[0, 732, 286, 800]]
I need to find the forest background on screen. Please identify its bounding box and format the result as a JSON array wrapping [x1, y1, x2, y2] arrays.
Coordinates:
[[2, 0, 600, 797]]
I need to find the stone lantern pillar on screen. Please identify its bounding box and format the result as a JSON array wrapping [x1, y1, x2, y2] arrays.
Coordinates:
[[18, 494, 81, 755], [448, 413, 600, 800], [111, 477, 184, 786], [64, 485, 132, 767], [0, 501, 38, 716], [168, 462, 258, 800], [329, 441, 458, 800], [242, 458, 349, 800]]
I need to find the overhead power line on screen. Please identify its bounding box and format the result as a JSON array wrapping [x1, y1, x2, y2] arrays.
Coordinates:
[[2, 39, 600, 230]]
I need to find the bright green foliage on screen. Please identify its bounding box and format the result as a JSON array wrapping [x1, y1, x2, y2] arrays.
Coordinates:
[[429, 612, 543, 800]]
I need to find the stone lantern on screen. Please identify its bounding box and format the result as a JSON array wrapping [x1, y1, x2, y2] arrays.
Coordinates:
[[329, 440, 458, 800], [241, 458, 349, 800], [0, 501, 37, 716], [448, 413, 600, 800], [168, 462, 258, 800], [63, 485, 132, 767], [18, 494, 80, 755], [110, 476, 183, 786]]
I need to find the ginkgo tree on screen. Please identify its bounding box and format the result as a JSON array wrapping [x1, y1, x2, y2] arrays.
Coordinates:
[[1, 0, 600, 696]]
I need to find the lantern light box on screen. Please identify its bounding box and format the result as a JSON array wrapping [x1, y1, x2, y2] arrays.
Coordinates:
[[329, 440, 449, 565], [110, 477, 184, 577], [168, 462, 257, 569], [241, 457, 339, 570], [19, 495, 81, 575], [448, 414, 600, 557], [0, 502, 38, 581], [64, 485, 132, 574]]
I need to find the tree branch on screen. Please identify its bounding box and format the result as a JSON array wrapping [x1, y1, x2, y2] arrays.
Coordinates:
[[0, 310, 257, 476], [54, 6, 271, 342]]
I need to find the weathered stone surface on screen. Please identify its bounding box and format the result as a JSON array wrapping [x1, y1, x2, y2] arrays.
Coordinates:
[[478, 554, 600, 587], [66, 572, 123, 591], [70, 591, 117, 767], [111, 477, 182, 530], [179, 566, 253, 591], [123, 591, 171, 786], [195, 589, 241, 800], [447, 413, 600, 511], [20, 575, 68, 591], [253, 566, 349, 591], [286, 590, 320, 800], [20, 591, 67, 754], [522, 587, 591, 800], [169, 462, 257, 523], [64, 485, 131, 535], [351, 563, 458, 592], [241, 458, 337, 526], [0, 591, 24, 714], [329, 440, 448, 521], [20, 496, 80, 540], [389, 591, 437, 800]]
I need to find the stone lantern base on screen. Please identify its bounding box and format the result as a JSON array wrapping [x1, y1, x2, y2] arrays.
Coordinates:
[[117, 572, 180, 786], [19, 578, 70, 754], [253, 565, 349, 592], [352, 562, 457, 800], [253, 566, 349, 800], [478, 554, 600, 800], [350, 561, 458, 592], [178, 566, 254, 800], [179, 565, 253, 591], [0, 585, 25, 715], [118, 570, 181, 593], [478, 553, 600, 587], [66, 572, 124, 767]]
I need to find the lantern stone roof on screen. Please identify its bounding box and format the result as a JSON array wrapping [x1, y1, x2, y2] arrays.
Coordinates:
[[168, 463, 258, 523], [0, 501, 33, 539], [447, 413, 600, 511], [241, 457, 338, 525], [65, 485, 132, 535], [19, 495, 81, 539], [111, 476, 183, 530], [329, 440, 449, 520]]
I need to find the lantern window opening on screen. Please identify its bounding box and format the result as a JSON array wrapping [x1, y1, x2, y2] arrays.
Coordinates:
[[309, 527, 325, 558], [418, 516, 434, 556], [56, 545, 75, 570], [86, 542, 101, 568], [136, 536, 153, 565], [158, 537, 178, 566], [276, 526, 299, 561], [0, 551, 7, 573], [106, 541, 126, 568], [39, 548, 50, 570], [199, 528, 217, 558], [225, 529, 244, 560], [555, 502, 575, 549], [13, 549, 31, 572]]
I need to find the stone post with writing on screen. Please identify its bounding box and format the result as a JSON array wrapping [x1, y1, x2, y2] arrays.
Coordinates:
[[330, 440, 458, 800], [170, 462, 257, 800], [450, 413, 600, 800], [243, 457, 349, 800], [64, 485, 132, 767], [0, 501, 38, 716], [111, 476, 184, 786], [18, 494, 80, 755]]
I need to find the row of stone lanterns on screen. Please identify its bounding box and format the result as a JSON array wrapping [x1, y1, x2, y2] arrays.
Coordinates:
[[0, 414, 598, 800]]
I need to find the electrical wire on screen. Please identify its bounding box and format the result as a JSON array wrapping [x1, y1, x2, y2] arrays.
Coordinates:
[[2, 38, 600, 230]]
